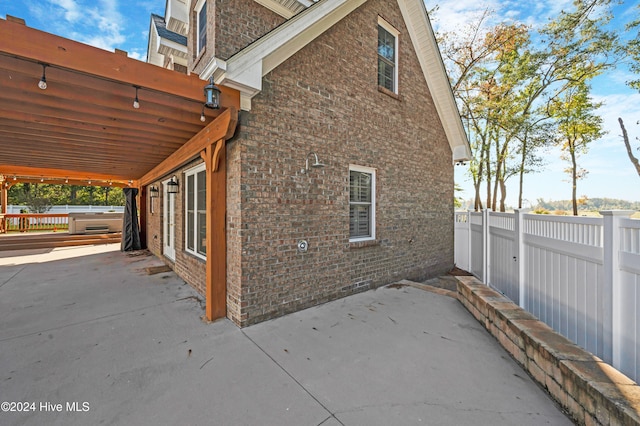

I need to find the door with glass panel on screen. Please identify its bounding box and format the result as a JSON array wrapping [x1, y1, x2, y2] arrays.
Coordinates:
[[163, 179, 176, 261]]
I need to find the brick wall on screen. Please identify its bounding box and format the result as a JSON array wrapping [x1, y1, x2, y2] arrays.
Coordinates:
[[190, 0, 285, 75], [230, 0, 455, 326], [146, 159, 207, 296], [214, 0, 285, 60]]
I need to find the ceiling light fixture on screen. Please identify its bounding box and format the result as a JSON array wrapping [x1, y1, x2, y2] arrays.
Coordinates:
[[200, 105, 206, 122], [38, 64, 48, 90], [133, 86, 140, 109]]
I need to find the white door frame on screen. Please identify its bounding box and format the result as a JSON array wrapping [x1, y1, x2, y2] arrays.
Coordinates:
[[162, 178, 176, 261]]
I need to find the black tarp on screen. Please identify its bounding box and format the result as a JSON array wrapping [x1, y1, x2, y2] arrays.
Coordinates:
[[121, 187, 142, 251]]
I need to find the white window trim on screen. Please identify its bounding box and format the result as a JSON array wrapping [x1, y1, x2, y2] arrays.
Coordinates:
[[195, 0, 207, 57], [184, 163, 207, 260], [349, 164, 376, 243], [377, 16, 399, 94]]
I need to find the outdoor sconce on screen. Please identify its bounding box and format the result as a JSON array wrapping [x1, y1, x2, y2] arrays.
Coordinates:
[[149, 186, 159, 198], [38, 64, 48, 90], [301, 152, 325, 174], [166, 176, 179, 194], [200, 76, 221, 122]]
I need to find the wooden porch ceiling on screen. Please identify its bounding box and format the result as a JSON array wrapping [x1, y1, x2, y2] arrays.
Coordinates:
[[0, 17, 240, 187]]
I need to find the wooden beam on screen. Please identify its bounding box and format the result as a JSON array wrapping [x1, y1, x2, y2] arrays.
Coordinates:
[[5, 177, 130, 188], [0, 17, 240, 107], [203, 141, 227, 321], [0, 165, 137, 183], [139, 107, 238, 186]]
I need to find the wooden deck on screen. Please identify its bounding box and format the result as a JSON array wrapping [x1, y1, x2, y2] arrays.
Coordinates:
[[0, 231, 121, 251]]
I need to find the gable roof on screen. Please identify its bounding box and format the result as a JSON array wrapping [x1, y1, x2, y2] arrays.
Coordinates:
[[202, 0, 471, 162], [152, 14, 188, 46], [146, 14, 188, 66]]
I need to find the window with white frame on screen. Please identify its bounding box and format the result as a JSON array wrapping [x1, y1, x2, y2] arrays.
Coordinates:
[[196, 0, 207, 56], [349, 165, 376, 241], [185, 163, 207, 258], [377, 18, 399, 93]]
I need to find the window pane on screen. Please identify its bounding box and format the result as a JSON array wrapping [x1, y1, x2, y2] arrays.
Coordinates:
[[350, 171, 371, 203], [187, 174, 195, 251], [197, 212, 206, 255], [198, 2, 207, 53], [350, 205, 370, 238], [378, 26, 395, 61], [349, 170, 373, 238], [378, 59, 394, 91], [377, 25, 395, 91], [197, 171, 206, 256]]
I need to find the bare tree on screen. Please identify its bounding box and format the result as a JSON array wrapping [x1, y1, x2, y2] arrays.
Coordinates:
[[618, 118, 640, 177]]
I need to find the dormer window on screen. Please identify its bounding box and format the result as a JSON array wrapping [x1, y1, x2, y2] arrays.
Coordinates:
[[196, 0, 207, 56], [377, 17, 399, 94]]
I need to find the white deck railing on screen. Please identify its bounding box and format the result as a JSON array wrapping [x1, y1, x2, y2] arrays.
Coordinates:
[[455, 210, 640, 384]]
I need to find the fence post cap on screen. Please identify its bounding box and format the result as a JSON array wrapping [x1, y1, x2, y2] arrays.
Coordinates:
[[599, 210, 634, 217]]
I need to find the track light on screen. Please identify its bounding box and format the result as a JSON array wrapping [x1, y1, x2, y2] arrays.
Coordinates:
[[133, 86, 140, 109], [38, 64, 48, 90]]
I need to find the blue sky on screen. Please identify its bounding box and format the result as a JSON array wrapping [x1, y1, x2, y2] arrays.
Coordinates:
[[425, 0, 640, 207], [1, 0, 639, 206]]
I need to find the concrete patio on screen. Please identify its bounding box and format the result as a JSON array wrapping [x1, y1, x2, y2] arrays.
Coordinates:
[[0, 244, 572, 425]]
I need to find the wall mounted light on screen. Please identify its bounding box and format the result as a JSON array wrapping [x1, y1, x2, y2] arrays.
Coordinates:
[[301, 152, 325, 174], [166, 176, 179, 194], [204, 76, 221, 109], [38, 64, 48, 90], [133, 86, 140, 109], [149, 185, 159, 198]]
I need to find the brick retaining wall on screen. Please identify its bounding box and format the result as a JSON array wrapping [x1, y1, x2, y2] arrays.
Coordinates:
[[456, 276, 640, 426]]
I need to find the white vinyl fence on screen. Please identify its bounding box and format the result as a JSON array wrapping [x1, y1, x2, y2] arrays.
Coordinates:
[[455, 210, 640, 384], [7, 205, 124, 214]]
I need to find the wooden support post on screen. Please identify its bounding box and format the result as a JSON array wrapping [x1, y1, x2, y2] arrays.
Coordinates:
[[0, 182, 7, 234], [202, 139, 227, 321], [138, 186, 148, 250], [0, 183, 6, 214]]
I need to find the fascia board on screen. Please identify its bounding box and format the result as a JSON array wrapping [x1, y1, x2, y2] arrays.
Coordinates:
[[147, 22, 164, 66], [159, 37, 188, 57], [397, 0, 472, 162], [253, 0, 295, 19]]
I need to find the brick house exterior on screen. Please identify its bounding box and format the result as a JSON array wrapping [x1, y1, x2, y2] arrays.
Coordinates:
[[146, 0, 471, 326]]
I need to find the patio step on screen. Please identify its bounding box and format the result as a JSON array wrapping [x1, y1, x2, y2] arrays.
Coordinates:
[[0, 232, 122, 251]]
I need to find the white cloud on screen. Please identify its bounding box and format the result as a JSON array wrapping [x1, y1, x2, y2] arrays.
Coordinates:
[[50, 0, 82, 23]]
